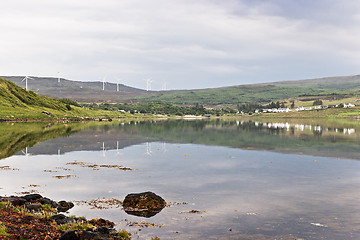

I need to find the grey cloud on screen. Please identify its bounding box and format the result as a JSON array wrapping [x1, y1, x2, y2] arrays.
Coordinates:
[[0, 0, 359, 89]]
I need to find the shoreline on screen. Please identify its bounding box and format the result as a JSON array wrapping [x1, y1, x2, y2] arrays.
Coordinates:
[[0, 193, 132, 240]]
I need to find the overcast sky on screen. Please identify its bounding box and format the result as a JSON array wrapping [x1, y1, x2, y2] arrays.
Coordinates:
[[0, 0, 359, 90]]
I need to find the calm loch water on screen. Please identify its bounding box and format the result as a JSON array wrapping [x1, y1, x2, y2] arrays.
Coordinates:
[[0, 119, 359, 239]]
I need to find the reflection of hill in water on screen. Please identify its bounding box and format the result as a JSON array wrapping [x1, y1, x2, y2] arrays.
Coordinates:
[[0, 122, 78, 159], [116, 120, 360, 160], [23, 129, 151, 156], [2, 119, 360, 160]]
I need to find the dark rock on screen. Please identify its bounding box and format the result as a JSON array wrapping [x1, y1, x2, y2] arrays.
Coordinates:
[[60, 230, 110, 240], [57, 200, 74, 212], [40, 197, 58, 208], [123, 191, 166, 218], [23, 193, 42, 202], [89, 218, 115, 228], [26, 203, 42, 212], [51, 214, 75, 225], [97, 226, 110, 235], [79, 231, 102, 239], [59, 230, 80, 240], [11, 197, 27, 206]]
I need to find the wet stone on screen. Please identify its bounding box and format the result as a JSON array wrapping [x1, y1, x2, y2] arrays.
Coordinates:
[[59, 230, 79, 240], [40, 197, 58, 208], [51, 214, 76, 225], [57, 200, 75, 212], [123, 191, 166, 218], [23, 193, 43, 202]]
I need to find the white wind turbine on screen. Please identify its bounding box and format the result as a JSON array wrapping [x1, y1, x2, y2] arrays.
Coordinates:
[[102, 76, 107, 91], [146, 78, 152, 91], [57, 72, 61, 83], [22, 76, 34, 91], [162, 81, 167, 91], [116, 78, 122, 92]]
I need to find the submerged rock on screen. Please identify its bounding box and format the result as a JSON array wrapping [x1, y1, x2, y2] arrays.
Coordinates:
[[123, 191, 166, 218]]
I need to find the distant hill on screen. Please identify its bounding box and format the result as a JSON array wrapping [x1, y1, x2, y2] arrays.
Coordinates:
[[2, 76, 147, 103], [2, 75, 360, 105], [134, 75, 360, 105]]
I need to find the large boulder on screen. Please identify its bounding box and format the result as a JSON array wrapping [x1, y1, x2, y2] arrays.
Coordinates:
[[123, 191, 166, 218]]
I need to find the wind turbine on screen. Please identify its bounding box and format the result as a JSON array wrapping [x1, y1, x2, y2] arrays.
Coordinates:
[[102, 76, 107, 91], [146, 78, 152, 91], [116, 78, 122, 92], [57, 72, 61, 83], [162, 81, 167, 91], [22, 76, 34, 91]]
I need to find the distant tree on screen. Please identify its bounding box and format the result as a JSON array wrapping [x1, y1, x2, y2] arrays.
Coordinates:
[[290, 101, 295, 108], [313, 99, 323, 106], [65, 104, 72, 111]]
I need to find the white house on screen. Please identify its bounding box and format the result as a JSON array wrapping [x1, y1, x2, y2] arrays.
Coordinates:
[[278, 108, 291, 112], [344, 103, 355, 108]]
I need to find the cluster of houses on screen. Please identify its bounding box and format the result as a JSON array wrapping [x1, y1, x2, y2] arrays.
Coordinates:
[[236, 121, 356, 135], [258, 103, 356, 114]]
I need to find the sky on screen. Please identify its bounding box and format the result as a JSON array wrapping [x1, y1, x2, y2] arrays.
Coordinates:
[[0, 0, 359, 90]]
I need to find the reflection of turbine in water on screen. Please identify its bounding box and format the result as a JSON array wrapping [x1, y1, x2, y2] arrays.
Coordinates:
[[162, 142, 167, 152], [102, 142, 106, 157], [145, 142, 152, 155], [21, 147, 29, 156]]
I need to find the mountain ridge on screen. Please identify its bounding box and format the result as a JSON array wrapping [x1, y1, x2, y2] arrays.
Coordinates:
[[2, 74, 359, 105]]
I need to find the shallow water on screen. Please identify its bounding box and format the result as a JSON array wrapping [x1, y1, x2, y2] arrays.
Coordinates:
[[0, 119, 359, 239]]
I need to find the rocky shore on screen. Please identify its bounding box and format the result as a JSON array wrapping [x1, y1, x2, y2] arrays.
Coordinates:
[[0, 194, 131, 240]]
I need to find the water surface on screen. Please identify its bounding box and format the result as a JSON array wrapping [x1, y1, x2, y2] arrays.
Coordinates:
[[0, 119, 359, 239]]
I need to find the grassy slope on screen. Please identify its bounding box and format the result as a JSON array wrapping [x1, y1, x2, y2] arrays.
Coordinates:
[[133, 75, 360, 105], [0, 78, 128, 120], [3, 75, 360, 106], [135, 85, 315, 105]]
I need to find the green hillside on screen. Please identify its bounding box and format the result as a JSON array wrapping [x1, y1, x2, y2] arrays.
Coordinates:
[[3, 74, 360, 106], [133, 75, 360, 105], [0, 78, 122, 120], [0, 78, 68, 109]]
